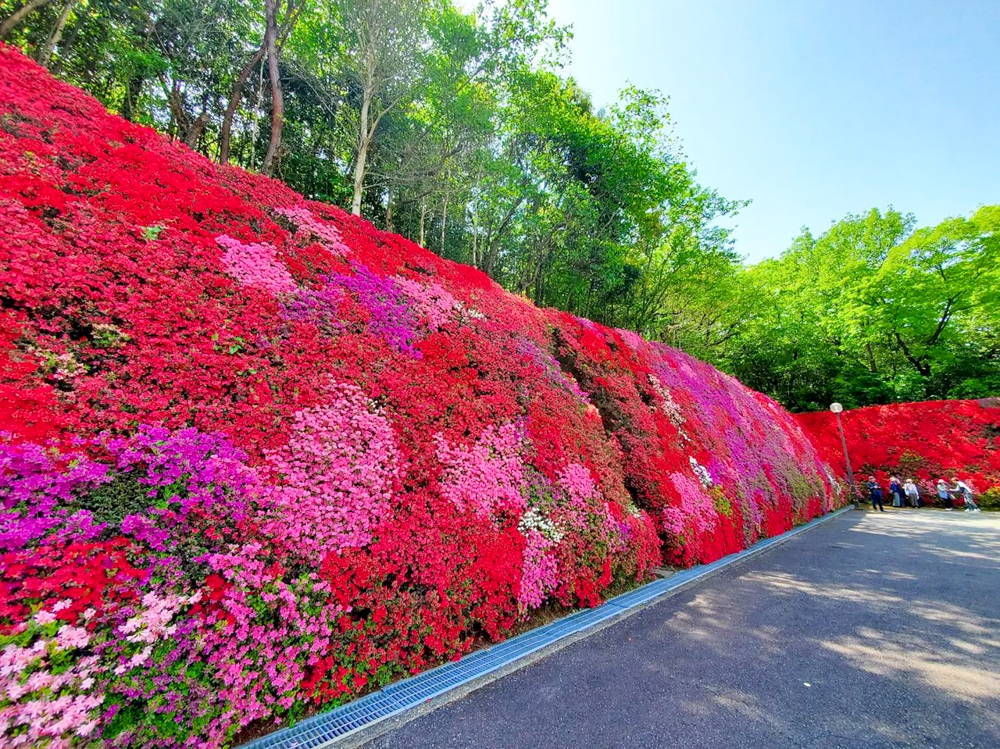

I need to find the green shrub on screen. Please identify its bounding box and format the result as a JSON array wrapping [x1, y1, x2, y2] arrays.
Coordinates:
[[79, 471, 153, 527], [978, 487, 1000, 511]]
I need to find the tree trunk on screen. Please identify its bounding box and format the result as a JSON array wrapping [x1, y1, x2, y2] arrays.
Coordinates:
[[35, 0, 75, 66], [471, 206, 478, 268], [165, 85, 208, 150], [440, 190, 448, 254], [122, 75, 145, 122], [865, 342, 877, 374], [385, 183, 394, 232], [49, 0, 80, 73], [221, 0, 299, 165], [220, 43, 265, 165], [893, 331, 932, 377], [0, 0, 54, 39], [351, 83, 372, 216], [184, 110, 209, 148], [261, 0, 283, 176], [166, 82, 191, 141], [419, 199, 426, 247], [248, 59, 267, 171]]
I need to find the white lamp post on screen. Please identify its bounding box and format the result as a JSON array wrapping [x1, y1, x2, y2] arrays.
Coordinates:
[[830, 402, 858, 505]]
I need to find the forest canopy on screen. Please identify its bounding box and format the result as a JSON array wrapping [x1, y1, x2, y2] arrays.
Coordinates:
[[2, 0, 996, 411]]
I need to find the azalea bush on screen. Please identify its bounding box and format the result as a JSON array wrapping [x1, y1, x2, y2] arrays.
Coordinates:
[[0, 47, 840, 747], [797, 399, 1000, 503]]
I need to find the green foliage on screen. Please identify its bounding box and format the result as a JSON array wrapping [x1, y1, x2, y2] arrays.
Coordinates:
[[979, 487, 1000, 511], [79, 471, 151, 528], [4, 0, 995, 409], [141, 224, 165, 241], [1, 0, 741, 329], [711, 487, 733, 518], [695, 206, 1000, 410]]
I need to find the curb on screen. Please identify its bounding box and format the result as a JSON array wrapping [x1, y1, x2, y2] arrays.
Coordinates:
[[240, 506, 853, 749]]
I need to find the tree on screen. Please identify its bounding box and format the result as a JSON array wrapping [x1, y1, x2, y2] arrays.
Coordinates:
[[34, 0, 77, 66], [220, 0, 302, 165], [13, 0, 996, 410], [0, 0, 55, 39], [877, 205, 1000, 394], [261, 0, 283, 174], [706, 206, 1000, 410], [336, 0, 428, 216]]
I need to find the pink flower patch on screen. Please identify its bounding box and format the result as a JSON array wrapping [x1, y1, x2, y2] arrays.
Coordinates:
[[217, 234, 298, 296], [435, 423, 528, 519], [264, 384, 400, 559]]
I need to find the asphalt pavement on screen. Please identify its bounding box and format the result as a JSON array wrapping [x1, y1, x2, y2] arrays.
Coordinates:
[[366, 510, 1000, 749]]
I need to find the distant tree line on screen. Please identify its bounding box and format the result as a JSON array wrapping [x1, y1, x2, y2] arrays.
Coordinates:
[[705, 207, 1000, 411], [3, 0, 997, 410]]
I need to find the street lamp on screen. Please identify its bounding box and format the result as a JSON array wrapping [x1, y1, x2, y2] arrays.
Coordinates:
[[830, 402, 858, 506]]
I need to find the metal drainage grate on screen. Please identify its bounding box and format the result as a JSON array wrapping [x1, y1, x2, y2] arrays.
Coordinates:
[[240, 506, 850, 749]]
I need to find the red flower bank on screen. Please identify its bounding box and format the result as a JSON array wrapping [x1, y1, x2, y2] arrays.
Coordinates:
[[0, 48, 842, 748], [797, 399, 1000, 504]]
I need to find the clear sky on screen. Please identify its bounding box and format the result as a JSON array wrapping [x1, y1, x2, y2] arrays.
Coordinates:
[[540, 0, 1000, 262]]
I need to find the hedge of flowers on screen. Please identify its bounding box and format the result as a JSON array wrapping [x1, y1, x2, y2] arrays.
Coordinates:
[[0, 47, 841, 747], [797, 399, 1000, 503]]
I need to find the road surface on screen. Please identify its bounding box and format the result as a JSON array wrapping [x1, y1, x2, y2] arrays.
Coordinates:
[[367, 510, 1000, 749]]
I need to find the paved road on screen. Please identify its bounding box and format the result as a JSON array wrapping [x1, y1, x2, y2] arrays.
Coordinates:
[[367, 511, 1000, 749]]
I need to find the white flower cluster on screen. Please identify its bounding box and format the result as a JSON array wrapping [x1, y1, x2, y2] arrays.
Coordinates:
[[518, 508, 564, 543], [825, 467, 842, 495], [92, 322, 130, 348], [31, 348, 85, 382], [454, 301, 485, 320], [689, 456, 713, 488], [648, 375, 689, 439]]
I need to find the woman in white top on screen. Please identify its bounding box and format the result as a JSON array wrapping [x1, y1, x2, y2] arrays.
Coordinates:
[[951, 478, 981, 512]]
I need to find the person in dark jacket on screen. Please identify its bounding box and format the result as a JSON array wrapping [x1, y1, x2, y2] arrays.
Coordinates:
[[867, 476, 885, 512], [889, 476, 904, 508]]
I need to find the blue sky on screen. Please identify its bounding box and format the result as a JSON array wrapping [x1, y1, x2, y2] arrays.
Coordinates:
[[541, 0, 1000, 262]]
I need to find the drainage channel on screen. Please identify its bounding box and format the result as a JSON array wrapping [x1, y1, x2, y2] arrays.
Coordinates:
[[240, 506, 852, 749]]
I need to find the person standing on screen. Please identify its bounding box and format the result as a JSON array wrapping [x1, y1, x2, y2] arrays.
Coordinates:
[[952, 478, 981, 512], [867, 476, 885, 512], [937, 479, 953, 510], [889, 476, 904, 508], [904, 479, 921, 508]]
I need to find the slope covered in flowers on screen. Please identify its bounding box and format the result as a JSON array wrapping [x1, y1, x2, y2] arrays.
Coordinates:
[[798, 399, 1000, 500], [0, 48, 840, 748]]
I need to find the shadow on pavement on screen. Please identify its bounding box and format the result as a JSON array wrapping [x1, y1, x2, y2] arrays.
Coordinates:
[[367, 511, 1000, 749]]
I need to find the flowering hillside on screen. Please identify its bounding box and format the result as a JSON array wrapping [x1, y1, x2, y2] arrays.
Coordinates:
[[0, 47, 840, 748], [797, 399, 1000, 501]]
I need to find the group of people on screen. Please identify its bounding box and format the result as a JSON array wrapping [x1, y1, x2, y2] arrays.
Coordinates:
[[865, 475, 981, 512]]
